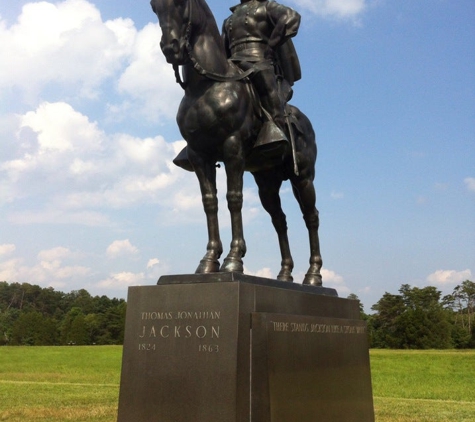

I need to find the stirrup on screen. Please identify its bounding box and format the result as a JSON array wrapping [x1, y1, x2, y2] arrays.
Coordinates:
[[254, 121, 289, 153]]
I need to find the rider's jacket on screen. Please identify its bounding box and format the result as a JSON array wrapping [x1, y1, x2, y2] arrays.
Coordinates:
[[222, 0, 300, 66]]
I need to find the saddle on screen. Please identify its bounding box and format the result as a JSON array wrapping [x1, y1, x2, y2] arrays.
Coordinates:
[[172, 63, 302, 173], [173, 104, 301, 174]]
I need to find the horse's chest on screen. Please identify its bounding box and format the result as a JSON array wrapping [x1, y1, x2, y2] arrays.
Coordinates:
[[176, 85, 249, 148], [177, 96, 218, 141]]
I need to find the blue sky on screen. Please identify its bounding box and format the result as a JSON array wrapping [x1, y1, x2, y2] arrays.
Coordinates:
[[0, 0, 473, 312]]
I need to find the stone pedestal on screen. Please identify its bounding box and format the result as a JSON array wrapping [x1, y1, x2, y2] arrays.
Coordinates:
[[117, 273, 374, 422]]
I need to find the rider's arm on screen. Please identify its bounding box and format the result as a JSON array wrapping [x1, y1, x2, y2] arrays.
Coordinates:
[[267, 2, 301, 49]]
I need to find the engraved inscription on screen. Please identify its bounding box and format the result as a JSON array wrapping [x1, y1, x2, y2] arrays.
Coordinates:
[[198, 344, 219, 353], [137, 309, 222, 352], [177, 311, 221, 320], [271, 321, 366, 335], [141, 312, 173, 320], [272, 321, 289, 331], [138, 325, 220, 339], [291, 322, 310, 332], [138, 343, 156, 351], [141, 311, 221, 320]]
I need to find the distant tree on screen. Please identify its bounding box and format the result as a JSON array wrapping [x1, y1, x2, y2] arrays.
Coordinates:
[[61, 289, 95, 314], [399, 285, 452, 348], [10, 311, 58, 345], [37, 286, 64, 316], [0, 282, 25, 310], [370, 292, 405, 348], [443, 280, 475, 348], [0, 281, 125, 346], [95, 302, 127, 344], [369, 285, 452, 349], [0, 309, 20, 345], [61, 307, 90, 345]]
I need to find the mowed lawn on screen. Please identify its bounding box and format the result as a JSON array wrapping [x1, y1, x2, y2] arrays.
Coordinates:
[[371, 349, 475, 421], [0, 346, 121, 421], [0, 347, 474, 421]]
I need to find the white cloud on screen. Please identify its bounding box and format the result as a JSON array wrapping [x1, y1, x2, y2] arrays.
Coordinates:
[[98, 271, 145, 288], [39, 260, 91, 280], [114, 22, 181, 121], [0, 258, 25, 283], [37, 246, 71, 261], [0, 1, 245, 228], [427, 269, 472, 285], [0, 242, 160, 293], [146, 258, 170, 281], [290, 0, 367, 20], [0, 0, 135, 100], [2, 102, 105, 191], [106, 239, 139, 258], [34, 247, 90, 282], [1, 101, 195, 223], [0, 244, 16, 256], [464, 177, 475, 192], [320, 268, 350, 294], [170, 190, 202, 212], [20, 102, 103, 154], [8, 209, 113, 227], [245, 267, 274, 279], [0, 0, 178, 121], [147, 258, 160, 269], [321, 268, 344, 284], [0, 252, 91, 286]]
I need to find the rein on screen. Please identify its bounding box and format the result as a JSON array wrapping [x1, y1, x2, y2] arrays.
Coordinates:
[[172, 0, 255, 89]]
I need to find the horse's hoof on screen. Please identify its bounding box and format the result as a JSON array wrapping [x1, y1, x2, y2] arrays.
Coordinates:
[[277, 270, 293, 282], [220, 257, 244, 273], [195, 258, 220, 274], [303, 273, 322, 286]]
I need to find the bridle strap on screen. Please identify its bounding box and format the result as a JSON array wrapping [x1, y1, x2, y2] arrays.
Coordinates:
[[173, 0, 257, 89]]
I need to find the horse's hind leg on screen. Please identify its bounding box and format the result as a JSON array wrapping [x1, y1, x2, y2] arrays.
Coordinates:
[[220, 135, 246, 273], [291, 177, 323, 286], [253, 170, 294, 282], [188, 150, 223, 273]]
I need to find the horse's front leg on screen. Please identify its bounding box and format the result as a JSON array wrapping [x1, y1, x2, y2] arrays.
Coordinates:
[[220, 135, 246, 273], [188, 149, 223, 273]]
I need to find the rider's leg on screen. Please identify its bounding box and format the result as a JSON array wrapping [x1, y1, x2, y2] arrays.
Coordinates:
[[252, 66, 287, 131]]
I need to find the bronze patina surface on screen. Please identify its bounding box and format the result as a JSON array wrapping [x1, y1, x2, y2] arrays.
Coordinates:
[[150, 0, 323, 286]]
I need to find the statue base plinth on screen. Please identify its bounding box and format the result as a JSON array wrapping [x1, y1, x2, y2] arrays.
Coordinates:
[[117, 273, 374, 421]]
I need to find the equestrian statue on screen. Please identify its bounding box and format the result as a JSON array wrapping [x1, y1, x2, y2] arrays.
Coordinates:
[[150, 0, 323, 285]]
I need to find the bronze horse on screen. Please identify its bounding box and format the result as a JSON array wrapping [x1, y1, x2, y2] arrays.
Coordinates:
[[150, 0, 322, 285]]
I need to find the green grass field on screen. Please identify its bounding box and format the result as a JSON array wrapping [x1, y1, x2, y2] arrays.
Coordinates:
[[371, 350, 475, 421], [0, 347, 474, 421]]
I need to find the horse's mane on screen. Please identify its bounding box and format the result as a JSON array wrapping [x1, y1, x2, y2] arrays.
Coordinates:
[[184, 0, 231, 76], [193, 0, 226, 50]]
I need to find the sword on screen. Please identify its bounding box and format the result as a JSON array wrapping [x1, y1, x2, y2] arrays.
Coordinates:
[[285, 110, 299, 176]]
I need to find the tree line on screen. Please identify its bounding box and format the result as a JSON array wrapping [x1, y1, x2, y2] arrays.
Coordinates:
[[1, 280, 474, 348], [352, 280, 475, 349], [0, 281, 126, 346]]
